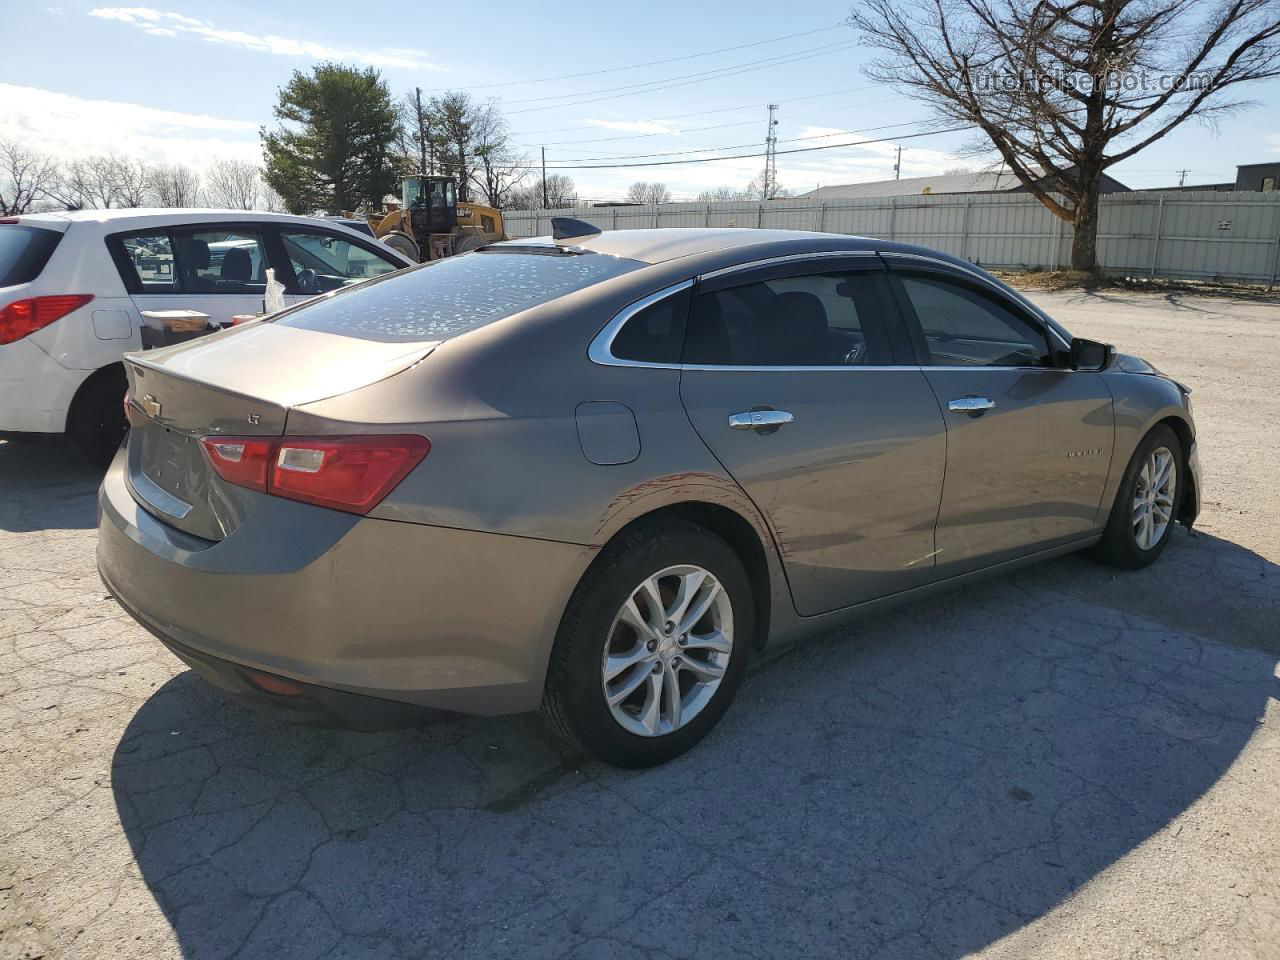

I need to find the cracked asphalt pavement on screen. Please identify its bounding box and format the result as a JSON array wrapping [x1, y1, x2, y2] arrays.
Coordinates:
[[2, 289, 1278, 960]]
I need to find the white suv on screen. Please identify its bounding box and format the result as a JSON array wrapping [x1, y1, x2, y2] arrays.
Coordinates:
[[0, 209, 413, 465]]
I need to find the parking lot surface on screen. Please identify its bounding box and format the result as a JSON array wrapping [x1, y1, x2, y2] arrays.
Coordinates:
[[2, 288, 1278, 960]]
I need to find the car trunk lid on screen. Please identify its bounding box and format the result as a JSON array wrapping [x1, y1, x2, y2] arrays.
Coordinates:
[[124, 323, 436, 540]]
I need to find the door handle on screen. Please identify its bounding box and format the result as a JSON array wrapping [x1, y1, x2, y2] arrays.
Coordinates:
[[729, 409, 795, 431], [947, 396, 996, 413]]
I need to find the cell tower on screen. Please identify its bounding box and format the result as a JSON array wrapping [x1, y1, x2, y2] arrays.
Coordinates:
[[763, 104, 779, 200]]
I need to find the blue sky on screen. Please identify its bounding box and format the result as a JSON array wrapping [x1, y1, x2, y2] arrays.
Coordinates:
[[4, 1, 1278, 200]]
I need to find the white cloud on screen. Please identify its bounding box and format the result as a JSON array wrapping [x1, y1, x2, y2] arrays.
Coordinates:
[[1267, 133, 1280, 154], [88, 7, 446, 71], [0, 84, 261, 170], [582, 119, 681, 135]]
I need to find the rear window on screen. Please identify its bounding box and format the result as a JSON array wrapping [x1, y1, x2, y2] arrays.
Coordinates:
[[272, 248, 642, 343], [0, 225, 63, 287]]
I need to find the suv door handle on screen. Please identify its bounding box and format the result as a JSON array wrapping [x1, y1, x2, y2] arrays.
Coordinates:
[[947, 396, 996, 413], [729, 410, 795, 431]]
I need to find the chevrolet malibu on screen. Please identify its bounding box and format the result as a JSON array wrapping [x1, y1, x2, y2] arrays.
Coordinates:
[[97, 224, 1200, 768]]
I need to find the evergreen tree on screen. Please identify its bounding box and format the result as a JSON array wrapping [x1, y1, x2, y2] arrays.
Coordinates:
[[262, 63, 399, 214]]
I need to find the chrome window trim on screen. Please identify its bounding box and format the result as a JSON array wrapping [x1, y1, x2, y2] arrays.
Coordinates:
[[587, 250, 1077, 371], [587, 279, 693, 369]]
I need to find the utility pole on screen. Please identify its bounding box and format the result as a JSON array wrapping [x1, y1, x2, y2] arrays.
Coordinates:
[[894, 144, 903, 180], [1177, 168, 1189, 188], [762, 104, 779, 200], [541, 147, 548, 209]]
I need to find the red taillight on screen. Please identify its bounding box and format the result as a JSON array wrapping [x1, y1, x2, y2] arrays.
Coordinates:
[[0, 295, 94, 345], [200, 436, 275, 492], [200, 434, 429, 515]]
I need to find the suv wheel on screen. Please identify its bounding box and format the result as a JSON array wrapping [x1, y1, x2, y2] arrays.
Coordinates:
[[543, 521, 753, 768]]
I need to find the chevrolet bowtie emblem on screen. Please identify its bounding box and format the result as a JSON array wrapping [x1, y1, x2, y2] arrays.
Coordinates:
[[140, 394, 162, 419]]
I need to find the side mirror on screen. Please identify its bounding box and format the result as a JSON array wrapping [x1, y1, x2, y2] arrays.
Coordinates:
[[1070, 337, 1113, 371]]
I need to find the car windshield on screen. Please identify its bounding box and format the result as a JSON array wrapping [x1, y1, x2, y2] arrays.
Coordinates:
[[271, 248, 643, 343]]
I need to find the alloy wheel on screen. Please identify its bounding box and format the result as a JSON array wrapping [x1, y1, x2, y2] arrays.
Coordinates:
[[600, 564, 733, 737], [1132, 445, 1177, 550]]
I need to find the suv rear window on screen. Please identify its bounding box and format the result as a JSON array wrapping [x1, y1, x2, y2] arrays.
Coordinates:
[[272, 248, 642, 343], [0, 225, 63, 287]]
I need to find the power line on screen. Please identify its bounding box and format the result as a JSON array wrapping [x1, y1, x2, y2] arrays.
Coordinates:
[[505, 41, 860, 114], [508, 84, 874, 139], [514, 124, 976, 172], [442, 24, 841, 90], [523, 116, 946, 163]]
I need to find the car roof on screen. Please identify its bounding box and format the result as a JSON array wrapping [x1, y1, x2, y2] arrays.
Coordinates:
[[21, 208, 340, 226], [501, 228, 878, 265]]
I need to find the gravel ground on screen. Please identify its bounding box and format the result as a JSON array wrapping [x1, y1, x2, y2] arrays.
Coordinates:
[[1, 288, 1277, 960]]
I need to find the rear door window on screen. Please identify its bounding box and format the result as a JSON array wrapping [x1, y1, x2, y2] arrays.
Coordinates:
[[684, 271, 895, 366], [0, 225, 64, 286], [273, 248, 642, 343], [171, 227, 268, 296]]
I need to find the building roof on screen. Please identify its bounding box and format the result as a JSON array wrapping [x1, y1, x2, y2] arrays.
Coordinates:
[[799, 171, 1027, 200]]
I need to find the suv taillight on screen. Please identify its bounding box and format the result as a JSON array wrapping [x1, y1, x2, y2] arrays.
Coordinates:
[[0, 295, 94, 345], [200, 435, 430, 515]]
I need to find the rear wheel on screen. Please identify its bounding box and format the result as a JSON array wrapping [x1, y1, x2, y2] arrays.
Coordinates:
[[1091, 424, 1182, 569], [542, 521, 753, 768], [67, 367, 128, 469]]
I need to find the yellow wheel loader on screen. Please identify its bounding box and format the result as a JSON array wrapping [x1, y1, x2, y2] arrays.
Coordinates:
[[365, 175, 505, 263]]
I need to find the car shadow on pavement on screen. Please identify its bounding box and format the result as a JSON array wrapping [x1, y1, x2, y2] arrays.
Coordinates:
[[0, 439, 102, 532], [110, 529, 1278, 960]]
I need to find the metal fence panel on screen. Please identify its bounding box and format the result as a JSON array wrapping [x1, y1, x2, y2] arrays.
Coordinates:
[[502, 190, 1280, 284]]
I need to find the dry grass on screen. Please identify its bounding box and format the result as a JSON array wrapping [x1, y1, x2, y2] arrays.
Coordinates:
[[994, 268, 1279, 300]]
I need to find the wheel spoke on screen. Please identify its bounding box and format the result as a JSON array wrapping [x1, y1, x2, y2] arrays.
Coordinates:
[[666, 570, 708, 628], [677, 580, 721, 635], [1152, 453, 1173, 490], [662, 663, 682, 730], [604, 643, 649, 683], [681, 629, 732, 655], [618, 597, 658, 642], [638, 671, 663, 735], [679, 655, 725, 682], [637, 578, 666, 632], [607, 662, 652, 706]]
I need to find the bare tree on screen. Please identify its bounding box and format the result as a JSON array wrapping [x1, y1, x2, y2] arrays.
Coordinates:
[[696, 185, 751, 201], [847, 0, 1280, 271], [469, 99, 529, 209], [0, 141, 60, 215], [111, 156, 150, 207], [398, 87, 436, 176], [505, 174, 577, 210], [206, 159, 262, 210], [943, 165, 976, 175], [625, 181, 673, 204], [149, 163, 202, 206]]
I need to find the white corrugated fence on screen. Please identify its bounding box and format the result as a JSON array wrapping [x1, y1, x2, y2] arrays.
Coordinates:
[[501, 190, 1280, 285]]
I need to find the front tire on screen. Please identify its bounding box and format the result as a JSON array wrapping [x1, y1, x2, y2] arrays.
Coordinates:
[[1091, 424, 1183, 569], [542, 521, 753, 768], [380, 232, 420, 262]]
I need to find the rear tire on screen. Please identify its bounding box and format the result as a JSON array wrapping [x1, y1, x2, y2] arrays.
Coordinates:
[[542, 521, 753, 768], [67, 367, 128, 469], [1090, 424, 1183, 569]]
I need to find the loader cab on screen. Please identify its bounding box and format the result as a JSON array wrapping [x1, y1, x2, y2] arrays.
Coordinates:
[[403, 176, 458, 235]]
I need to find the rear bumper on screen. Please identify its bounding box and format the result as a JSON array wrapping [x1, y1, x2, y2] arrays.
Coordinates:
[[97, 449, 593, 721], [0, 339, 88, 433]]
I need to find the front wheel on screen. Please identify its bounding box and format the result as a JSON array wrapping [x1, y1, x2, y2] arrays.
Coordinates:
[[1091, 424, 1183, 569], [542, 521, 753, 768]]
